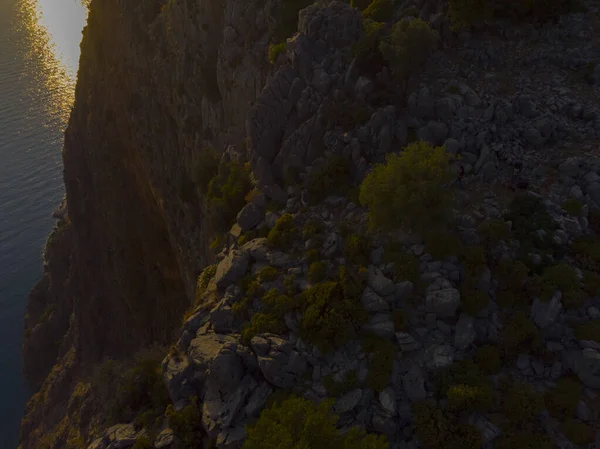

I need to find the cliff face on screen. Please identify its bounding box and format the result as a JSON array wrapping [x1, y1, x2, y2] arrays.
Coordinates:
[[21, 0, 275, 445]]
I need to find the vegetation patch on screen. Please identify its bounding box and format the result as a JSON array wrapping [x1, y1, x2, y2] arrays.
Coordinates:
[[165, 397, 203, 449], [575, 320, 600, 342], [362, 335, 396, 392], [268, 213, 298, 249], [308, 261, 328, 284], [306, 155, 354, 201], [323, 370, 360, 397], [544, 377, 582, 421], [343, 232, 371, 266], [268, 42, 287, 64]]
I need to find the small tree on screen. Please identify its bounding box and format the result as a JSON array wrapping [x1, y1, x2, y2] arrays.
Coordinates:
[[359, 141, 454, 234], [243, 396, 388, 449]]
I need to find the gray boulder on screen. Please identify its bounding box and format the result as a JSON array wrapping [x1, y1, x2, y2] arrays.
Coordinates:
[[368, 265, 395, 297], [531, 291, 562, 329], [454, 314, 476, 350], [214, 250, 249, 290], [425, 288, 461, 318], [236, 203, 263, 232], [361, 287, 390, 313], [403, 365, 427, 401]]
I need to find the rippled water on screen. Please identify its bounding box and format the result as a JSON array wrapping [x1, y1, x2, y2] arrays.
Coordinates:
[[0, 0, 86, 445]]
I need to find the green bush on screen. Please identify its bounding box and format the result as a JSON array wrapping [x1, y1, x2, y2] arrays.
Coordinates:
[[323, 370, 360, 397], [322, 100, 371, 131], [561, 419, 595, 445], [206, 160, 253, 231], [298, 267, 368, 352], [243, 396, 388, 449], [131, 437, 153, 449], [447, 383, 494, 413], [271, 0, 314, 42], [544, 377, 581, 421], [258, 266, 279, 283], [434, 359, 491, 399], [494, 432, 553, 449], [385, 248, 420, 285], [425, 231, 462, 260], [379, 18, 439, 80], [475, 345, 502, 375], [501, 382, 544, 428], [562, 198, 583, 216], [308, 261, 328, 284], [460, 283, 490, 316], [500, 311, 542, 355], [352, 0, 373, 10], [412, 401, 482, 449], [360, 141, 453, 233], [195, 264, 217, 303], [192, 147, 220, 195], [344, 233, 371, 266], [460, 245, 488, 277], [303, 219, 324, 239], [493, 259, 529, 293], [352, 20, 386, 72], [571, 235, 600, 272], [362, 336, 396, 392], [477, 219, 512, 245], [268, 42, 286, 64], [268, 213, 298, 249], [362, 0, 394, 22], [305, 248, 321, 265], [306, 155, 353, 201], [540, 264, 580, 301], [242, 312, 287, 343], [575, 320, 600, 342], [583, 270, 600, 296], [166, 397, 203, 449]]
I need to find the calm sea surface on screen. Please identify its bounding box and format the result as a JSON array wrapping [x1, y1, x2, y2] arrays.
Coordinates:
[[0, 0, 86, 445]]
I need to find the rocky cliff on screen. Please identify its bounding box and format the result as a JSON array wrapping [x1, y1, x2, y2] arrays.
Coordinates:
[[19, 0, 600, 448]]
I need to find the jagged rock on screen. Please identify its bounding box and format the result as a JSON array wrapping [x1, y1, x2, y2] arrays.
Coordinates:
[[425, 288, 461, 318], [241, 238, 270, 261], [88, 438, 107, 449], [154, 429, 179, 449], [371, 246, 385, 265], [210, 300, 235, 333], [471, 413, 501, 443], [395, 281, 414, 303], [395, 332, 421, 352], [214, 250, 249, 290], [250, 336, 271, 356], [425, 344, 455, 370], [245, 382, 273, 418], [403, 365, 427, 401], [322, 232, 341, 258], [531, 291, 562, 329], [371, 410, 397, 436], [258, 336, 307, 388], [216, 425, 246, 449], [335, 388, 363, 414], [163, 354, 194, 407], [363, 313, 395, 339], [105, 424, 138, 449], [379, 387, 397, 416], [454, 314, 476, 350], [236, 203, 263, 232], [361, 287, 390, 313], [263, 184, 288, 205], [368, 265, 395, 297]]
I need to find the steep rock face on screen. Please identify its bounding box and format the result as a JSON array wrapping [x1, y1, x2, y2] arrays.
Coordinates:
[[20, 0, 275, 446]]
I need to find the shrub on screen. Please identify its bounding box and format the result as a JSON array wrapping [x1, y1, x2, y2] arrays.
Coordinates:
[[425, 231, 462, 260], [362, 336, 396, 392], [562, 198, 583, 216], [539, 264, 580, 301], [303, 219, 324, 239], [447, 383, 494, 413], [493, 259, 529, 292], [306, 155, 353, 201], [379, 18, 439, 80], [495, 432, 553, 449], [323, 370, 360, 397], [131, 438, 153, 449], [268, 42, 286, 64], [500, 311, 542, 355], [298, 267, 368, 352], [501, 382, 544, 428], [244, 396, 388, 449], [268, 213, 298, 249], [352, 0, 373, 10], [308, 261, 328, 284], [271, 0, 314, 42], [258, 266, 279, 283], [362, 0, 394, 22], [344, 233, 371, 266], [412, 401, 482, 449], [322, 100, 371, 131], [460, 245, 488, 277], [571, 235, 600, 271], [460, 283, 490, 316], [475, 345, 502, 375], [192, 147, 219, 195], [195, 264, 217, 303], [544, 377, 581, 421], [206, 160, 253, 231], [305, 248, 321, 264], [166, 397, 203, 449], [352, 20, 386, 73], [561, 419, 595, 445], [385, 248, 420, 285], [575, 320, 600, 342], [583, 270, 600, 296], [477, 219, 512, 245], [360, 141, 453, 233]]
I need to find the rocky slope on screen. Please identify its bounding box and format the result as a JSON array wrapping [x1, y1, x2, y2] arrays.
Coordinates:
[[20, 0, 600, 448]]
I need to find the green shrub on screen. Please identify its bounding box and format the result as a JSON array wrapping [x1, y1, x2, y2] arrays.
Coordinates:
[[501, 382, 544, 428], [425, 231, 462, 260], [303, 219, 324, 239], [323, 370, 360, 397], [192, 147, 220, 195], [352, 0, 373, 10], [306, 155, 353, 201], [362, 0, 394, 22], [562, 198, 583, 216], [571, 235, 600, 272], [500, 311, 542, 355], [258, 266, 279, 283], [475, 345, 502, 375], [362, 336, 396, 392], [460, 245, 487, 277], [544, 377, 581, 421], [360, 141, 453, 233], [298, 267, 368, 352], [271, 0, 314, 42], [268, 213, 298, 249], [195, 264, 217, 303], [243, 396, 388, 449], [322, 100, 371, 131], [412, 401, 482, 449], [583, 270, 600, 296], [561, 419, 595, 445], [505, 194, 557, 251], [460, 283, 490, 316], [268, 42, 286, 64], [385, 248, 420, 285], [308, 261, 328, 284], [495, 432, 553, 449], [305, 248, 321, 265], [493, 259, 529, 292], [434, 359, 490, 399], [206, 160, 253, 231], [242, 312, 287, 344], [379, 18, 439, 80], [166, 397, 203, 449], [344, 233, 371, 266], [352, 20, 386, 72], [540, 264, 580, 301], [447, 383, 494, 413], [477, 219, 512, 245], [575, 320, 600, 342], [131, 437, 153, 449]]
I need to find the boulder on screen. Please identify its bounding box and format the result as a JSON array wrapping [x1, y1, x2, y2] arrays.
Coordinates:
[[214, 250, 249, 290], [425, 288, 461, 318]]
